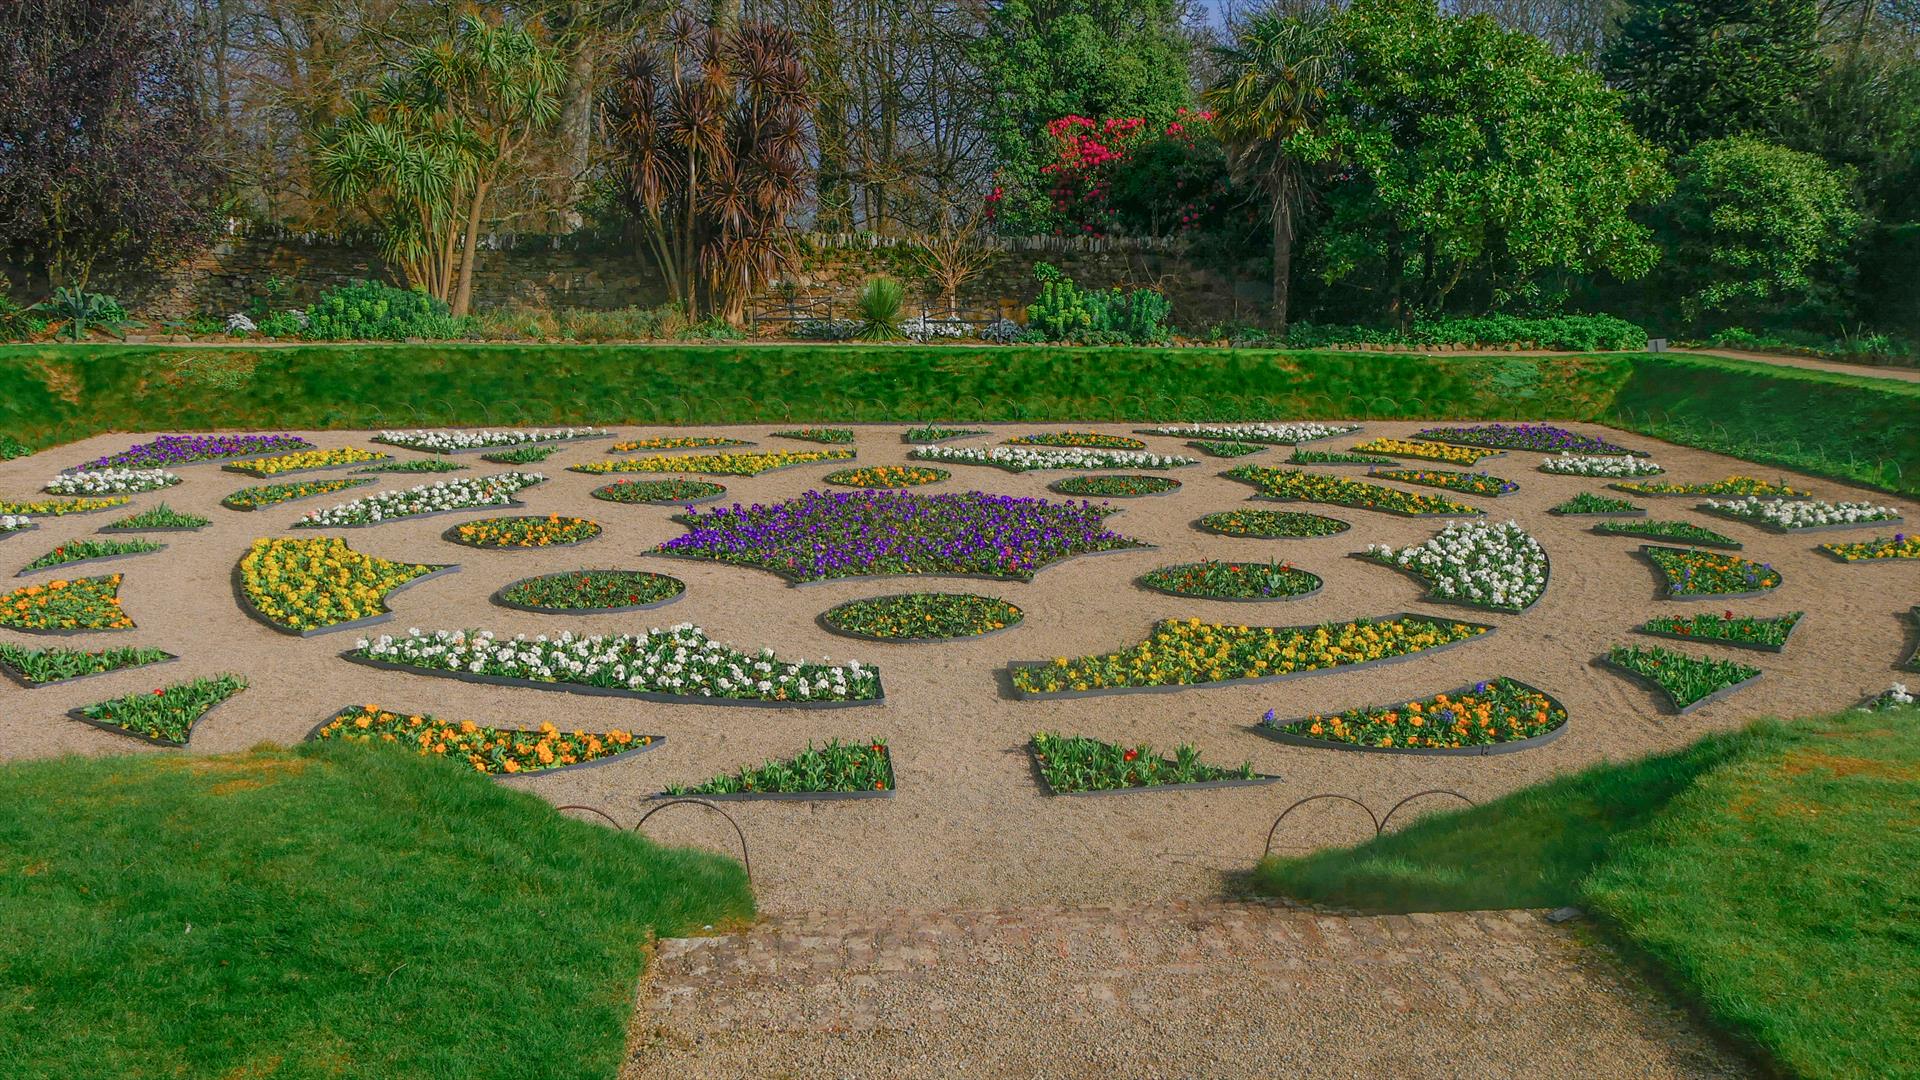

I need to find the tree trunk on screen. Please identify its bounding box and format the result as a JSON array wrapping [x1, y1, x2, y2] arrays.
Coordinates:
[[1270, 178, 1294, 336], [453, 179, 491, 318], [556, 6, 597, 226]]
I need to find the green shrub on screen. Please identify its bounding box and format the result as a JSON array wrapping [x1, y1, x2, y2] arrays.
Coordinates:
[[1025, 262, 1171, 345], [1284, 314, 1647, 351], [855, 276, 906, 341], [301, 280, 472, 341]]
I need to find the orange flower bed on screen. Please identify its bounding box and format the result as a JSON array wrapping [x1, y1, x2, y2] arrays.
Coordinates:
[[448, 514, 601, 548], [1, 574, 134, 632], [314, 705, 655, 775]]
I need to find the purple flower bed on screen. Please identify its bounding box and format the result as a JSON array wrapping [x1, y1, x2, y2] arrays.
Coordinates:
[[76, 434, 314, 470], [657, 489, 1148, 583], [1412, 424, 1636, 455]]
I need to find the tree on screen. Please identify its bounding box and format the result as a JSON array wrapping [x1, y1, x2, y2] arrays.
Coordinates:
[[604, 11, 813, 322], [1205, 8, 1336, 332], [1601, 0, 1824, 151], [1299, 0, 1668, 320], [0, 0, 228, 288], [1656, 136, 1863, 324], [312, 12, 563, 318], [909, 217, 1001, 316]]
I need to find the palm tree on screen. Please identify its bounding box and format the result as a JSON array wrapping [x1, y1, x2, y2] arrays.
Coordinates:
[[1204, 9, 1337, 334]]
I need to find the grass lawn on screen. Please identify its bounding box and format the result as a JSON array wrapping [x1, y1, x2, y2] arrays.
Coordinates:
[[1253, 705, 1920, 1080], [0, 741, 753, 1080]]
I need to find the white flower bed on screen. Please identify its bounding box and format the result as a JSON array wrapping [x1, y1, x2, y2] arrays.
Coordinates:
[[373, 427, 610, 453], [1137, 422, 1358, 444], [295, 472, 545, 527], [1861, 682, 1914, 711], [908, 445, 1196, 472], [354, 624, 881, 702], [1365, 519, 1548, 611], [1703, 496, 1901, 530], [903, 316, 970, 341], [44, 468, 181, 495], [1539, 454, 1664, 477], [1, 514, 31, 532]]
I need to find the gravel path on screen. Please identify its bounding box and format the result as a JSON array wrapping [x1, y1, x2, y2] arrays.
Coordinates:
[[624, 900, 1750, 1079]]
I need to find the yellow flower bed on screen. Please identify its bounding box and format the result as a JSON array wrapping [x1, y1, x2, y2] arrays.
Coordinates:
[[0, 497, 130, 516], [449, 515, 600, 548], [1, 574, 133, 631], [315, 705, 654, 775], [608, 436, 750, 451], [570, 449, 854, 476], [1011, 615, 1489, 694], [238, 537, 442, 632], [1820, 534, 1920, 562], [1349, 437, 1495, 465], [824, 465, 950, 487], [225, 447, 389, 476]]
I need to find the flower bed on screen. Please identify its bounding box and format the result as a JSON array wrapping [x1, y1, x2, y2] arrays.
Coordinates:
[[824, 465, 950, 488], [1136, 422, 1356, 445], [69, 674, 247, 746], [903, 424, 987, 444], [1350, 437, 1500, 465], [1611, 476, 1810, 497], [662, 739, 894, 798], [591, 478, 728, 505], [1601, 644, 1761, 712], [494, 570, 685, 613], [1539, 454, 1664, 478], [373, 428, 610, 453], [609, 436, 750, 452], [1, 574, 133, 632], [1006, 614, 1492, 697], [237, 537, 450, 635], [1224, 466, 1482, 516], [1548, 493, 1644, 516], [1368, 467, 1518, 497], [2, 515, 32, 535], [223, 447, 388, 477], [909, 445, 1195, 472], [355, 459, 467, 474], [445, 514, 601, 549], [313, 706, 661, 776], [819, 593, 1023, 641], [45, 469, 181, 495], [1138, 560, 1322, 601], [572, 449, 854, 476], [1700, 496, 1901, 532], [1594, 519, 1741, 548], [480, 445, 560, 464], [1196, 509, 1350, 538], [1908, 609, 1920, 672], [99, 504, 210, 531], [293, 473, 545, 527], [1289, 449, 1394, 465], [1047, 474, 1181, 497], [19, 539, 163, 574], [774, 427, 855, 444], [1188, 439, 1265, 458], [1820, 533, 1920, 562], [1259, 677, 1567, 753], [0, 497, 129, 517], [1028, 733, 1266, 794], [1640, 611, 1802, 652], [1412, 424, 1636, 455], [349, 625, 882, 705], [1008, 430, 1147, 450], [1360, 519, 1548, 612], [0, 643, 174, 688], [1644, 546, 1782, 598], [74, 433, 311, 471], [657, 489, 1143, 584], [224, 477, 375, 511]]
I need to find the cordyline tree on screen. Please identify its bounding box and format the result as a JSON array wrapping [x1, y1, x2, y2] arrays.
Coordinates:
[[604, 12, 813, 323], [0, 0, 227, 289], [313, 11, 563, 317]]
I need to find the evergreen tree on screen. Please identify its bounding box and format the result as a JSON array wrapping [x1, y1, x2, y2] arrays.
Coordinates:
[[1602, 0, 1824, 151]]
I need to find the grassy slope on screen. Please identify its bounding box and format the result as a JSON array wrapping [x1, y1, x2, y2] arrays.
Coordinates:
[[1254, 706, 1920, 1080], [2, 343, 1912, 495], [0, 741, 753, 1080]]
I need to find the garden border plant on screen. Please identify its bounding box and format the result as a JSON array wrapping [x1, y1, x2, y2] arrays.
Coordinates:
[[67, 434, 314, 473], [1610, 477, 1810, 498], [373, 428, 612, 455], [442, 515, 602, 550], [66, 674, 248, 747], [1593, 520, 1742, 549], [902, 424, 988, 445], [1410, 424, 1642, 456], [1597, 644, 1764, 714], [293, 473, 545, 528], [817, 592, 1024, 643], [1225, 466, 1485, 517], [1135, 560, 1324, 603], [221, 447, 391, 478], [232, 549, 459, 639], [657, 739, 896, 801], [1254, 678, 1570, 757], [1026, 732, 1278, 797], [307, 706, 667, 779], [97, 504, 210, 533], [1696, 497, 1902, 534], [16, 539, 165, 576], [1817, 534, 1920, 563], [571, 449, 855, 477], [1355, 520, 1550, 614], [1193, 509, 1351, 539], [1046, 474, 1182, 498], [490, 570, 686, 615], [0, 644, 178, 689], [1636, 611, 1803, 653], [1641, 545, 1783, 600], [590, 479, 729, 506], [1548, 494, 1646, 517], [0, 497, 131, 518], [1366, 467, 1519, 497], [823, 465, 950, 488], [1134, 422, 1358, 445], [223, 477, 376, 511], [1, 573, 134, 634]]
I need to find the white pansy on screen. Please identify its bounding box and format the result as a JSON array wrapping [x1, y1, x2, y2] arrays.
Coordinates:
[[0, 514, 31, 532], [909, 445, 1195, 471], [374, 427, 610, 452], [1136, 422, 1358, 443], [295, 471, 545, 527], [45, 468, 180, 494], [1368, 518, 1548, 611], [1539, 454, 1664, 477], [1704, 496, 1901, 530]]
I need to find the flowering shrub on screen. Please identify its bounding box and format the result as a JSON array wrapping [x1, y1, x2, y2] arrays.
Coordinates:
[[224, 447, 388, 477], [1613, 476, 1809, 497], [1266, 678, 1565, 750], [1225, 466, 1482, 515], [238, 537, 444, 633], [658, 489, 1142, 583], [1540, 454, 1664, 477], [1140, 560, 1321, 600], [316, 706, 656, 775], [21, 539, 161, 572], [294, 473, 545, 527], [75, 433, 311, 470], [664, 740, 894, 796], [572, 449, 853, 476], [1363, 519, 1548, 611], [910, 445, 1195, 472], [0, 497, 128, 516], [1197, 510, 1349, 538], [74, 674, 247, 745], [1, 574, 133, 631], [1820, 533, 1919, 561], [1645, 546, 1782, 597], [223, 477, 375, 511], [0, 643, 173, 687], [1642, 611, 1801, 649], [1139, 422, 1357, 445], [1595, 519, 1740, 547], [1369, 468, 1518, 497], [1007, 430, 1146, 450], [821, 593, 1022, 640], [1701, 497, 1900, 531], [374, 428, 609, 453], [1049, 474, 1180, 497], [448, 515, 600, 548], [352, 625, 881, 703], [1350, 438, 1499, 465], [608, 436, 749, 452], [1036, 110, 1228, 239], [498, 571, 684, 612], [591, 479, 727, 504], [1029, 733, 1256, 793], [1412, 424, 1635, 455], [823, 465, 949, 488], [45, 468, 180, 495], [1604, 644, 1760, 710]]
